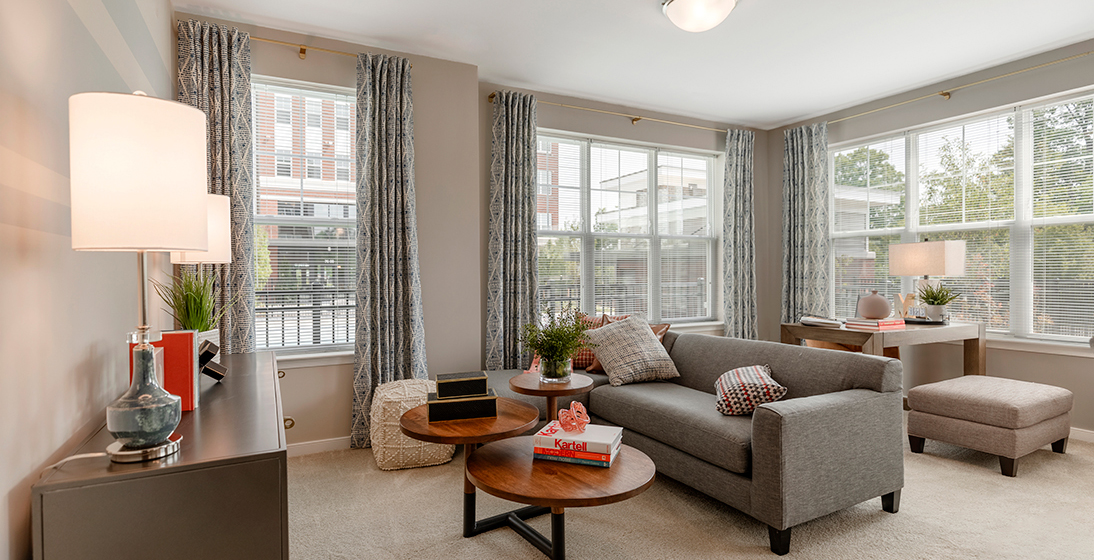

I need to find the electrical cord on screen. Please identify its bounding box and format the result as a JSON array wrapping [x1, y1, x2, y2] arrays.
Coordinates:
[[40, 452, 108, 478]]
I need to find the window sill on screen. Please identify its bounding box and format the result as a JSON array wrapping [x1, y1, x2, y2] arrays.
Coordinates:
[[276, 350, 354, 369], [938, 336, 1094, 359], [669, 320, 723, 334]]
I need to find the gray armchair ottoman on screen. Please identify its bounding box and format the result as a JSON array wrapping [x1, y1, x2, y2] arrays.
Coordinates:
[[907, 376, 1073, 476]]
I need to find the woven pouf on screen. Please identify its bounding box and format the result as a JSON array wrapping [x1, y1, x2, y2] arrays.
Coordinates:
[[370, 379, 455, 471]]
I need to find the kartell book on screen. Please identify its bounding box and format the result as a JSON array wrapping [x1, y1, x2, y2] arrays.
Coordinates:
[[532, 421, 623, 455], [534, 445, 620, 468], [533, 445, 618, 462]]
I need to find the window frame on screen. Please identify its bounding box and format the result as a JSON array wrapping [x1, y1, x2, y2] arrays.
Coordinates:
[[535, 129, 721, 324], [252, 76, 358, 355], [830, 89, 1094, 345]]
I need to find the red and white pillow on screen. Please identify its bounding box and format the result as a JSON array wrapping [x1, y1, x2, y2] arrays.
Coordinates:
[[714, 365, 787, 415], [570, 314, 610, 369]]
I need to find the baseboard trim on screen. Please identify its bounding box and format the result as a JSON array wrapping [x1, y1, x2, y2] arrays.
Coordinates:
[[1071, 427, 1094, 443], [287, 436, 352, 457]]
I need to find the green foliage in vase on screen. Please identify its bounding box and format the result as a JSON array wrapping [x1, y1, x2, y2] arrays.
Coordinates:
[[917, 284, 960, 306], [520, 308, 594, 363], [152, 269, 236, 332]]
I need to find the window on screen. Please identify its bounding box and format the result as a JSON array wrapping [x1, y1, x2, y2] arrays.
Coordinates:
[[831, 91, 1094, 343], [252, 78, 357, 351], [536, 133, 717, 322]]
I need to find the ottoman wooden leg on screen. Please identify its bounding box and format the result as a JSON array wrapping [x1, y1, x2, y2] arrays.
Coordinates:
[[999, 456, 1018, 477], [1052, 437, 1068, 454], [908, 435, 925, 453]]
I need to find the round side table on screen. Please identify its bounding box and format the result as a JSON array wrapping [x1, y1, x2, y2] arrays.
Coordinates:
[[509, 372, 594, 421], [400, 397, 543, 538]]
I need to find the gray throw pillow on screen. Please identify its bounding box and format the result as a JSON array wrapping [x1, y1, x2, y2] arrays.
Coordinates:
[[583, 316, 680, 387]]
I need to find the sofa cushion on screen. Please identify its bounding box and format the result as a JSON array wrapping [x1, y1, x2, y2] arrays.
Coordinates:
[[590, 382, 752, 474], [715, 364, 787, 415], [584, 316, 680, 387], [569, 313, 607, 369], [668, 333, 902, 398]]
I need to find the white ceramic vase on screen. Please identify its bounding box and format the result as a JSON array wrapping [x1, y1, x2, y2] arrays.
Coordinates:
[[925, 305, 946, 322]]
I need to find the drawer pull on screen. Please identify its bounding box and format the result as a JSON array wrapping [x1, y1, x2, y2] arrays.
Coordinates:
[[277, 370, 286, 379], [284, 416, 295, 430]]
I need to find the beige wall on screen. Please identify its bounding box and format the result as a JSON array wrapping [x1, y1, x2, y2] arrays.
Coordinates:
[[0, 0, 176, 557], [762, 38, 1094, 431]]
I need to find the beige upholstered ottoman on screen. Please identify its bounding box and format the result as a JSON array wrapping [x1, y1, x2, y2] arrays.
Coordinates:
[[907, 376, 1072, 477], [370, 379, 455, 471]]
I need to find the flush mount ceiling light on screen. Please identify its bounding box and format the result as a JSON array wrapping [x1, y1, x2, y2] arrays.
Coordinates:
[[662, 0, 737, 32]]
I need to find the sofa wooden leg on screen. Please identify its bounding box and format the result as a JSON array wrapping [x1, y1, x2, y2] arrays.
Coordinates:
[[999, 456, 1018, 477], [908, 435, 925, 453], [882, 490, 900, 513], [768, 526, 791, 556], [1052, 437, 1068, 454]]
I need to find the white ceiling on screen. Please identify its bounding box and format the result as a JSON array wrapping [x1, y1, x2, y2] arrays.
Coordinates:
[[174, 0, 1094, 129]]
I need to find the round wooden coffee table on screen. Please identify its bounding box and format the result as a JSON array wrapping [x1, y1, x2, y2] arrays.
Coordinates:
[[466, 436, 656, 560], [509, 372, 595, 421], [400, 397, 544, 538]]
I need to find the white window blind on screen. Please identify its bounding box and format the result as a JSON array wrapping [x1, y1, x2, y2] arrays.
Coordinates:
[[252, 78, 356, 351], [831, 91, 1094, 343], [536, 133, 716, 323]]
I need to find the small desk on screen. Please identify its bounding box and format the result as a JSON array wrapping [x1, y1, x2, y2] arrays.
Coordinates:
[[780, 321, 987, 376]]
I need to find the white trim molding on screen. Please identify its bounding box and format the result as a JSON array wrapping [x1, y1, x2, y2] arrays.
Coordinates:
[[287, 436, 352, 457], [278, 350, 354, 369], [1071, 427, 1094, 444]]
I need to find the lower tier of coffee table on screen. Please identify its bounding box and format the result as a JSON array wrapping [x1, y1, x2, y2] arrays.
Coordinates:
[[464, 437, 656, 560]]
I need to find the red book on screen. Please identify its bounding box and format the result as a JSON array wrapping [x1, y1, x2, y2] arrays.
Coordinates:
[[130, 330, 200, 411], [534, 446, 616, 462]]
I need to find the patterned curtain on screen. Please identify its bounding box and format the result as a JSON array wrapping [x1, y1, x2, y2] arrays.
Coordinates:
[[485, 90, 538, 370], [723, 129, 757, 339], [351, 53, 428, 448], [176, 20, 255, 354], [782, 123, 831, 323]]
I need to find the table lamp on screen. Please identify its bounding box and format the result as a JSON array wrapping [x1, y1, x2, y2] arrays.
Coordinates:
[[69, 91, 208, 462], [889, 239, 966, 317], [171, 194, 232, 267]]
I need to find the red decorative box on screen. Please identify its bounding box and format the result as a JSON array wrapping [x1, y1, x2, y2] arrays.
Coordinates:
[[129, 330, 200, 411]]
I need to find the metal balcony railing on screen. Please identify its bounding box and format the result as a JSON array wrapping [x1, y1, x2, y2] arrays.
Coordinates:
[[256, 288, 354, 349]]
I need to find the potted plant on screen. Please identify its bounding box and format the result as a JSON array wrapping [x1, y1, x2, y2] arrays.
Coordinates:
[[917, 284, 960, 322], [520, 308, 595, 384], [153, 270, 235, 347]]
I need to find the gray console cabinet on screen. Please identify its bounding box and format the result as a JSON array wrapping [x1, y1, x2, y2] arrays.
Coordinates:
[[32, 352, 287, 560]]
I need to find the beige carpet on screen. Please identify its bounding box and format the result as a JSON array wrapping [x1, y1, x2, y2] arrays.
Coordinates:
[[288, 433, 1094, 559]]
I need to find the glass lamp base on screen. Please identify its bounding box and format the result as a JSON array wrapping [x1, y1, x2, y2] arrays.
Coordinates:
[[107, 332, 181, 449]]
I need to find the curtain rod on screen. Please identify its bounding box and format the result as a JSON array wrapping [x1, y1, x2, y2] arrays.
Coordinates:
[[828, 48, 1094, 125], [251, 35, 411, 68], [487, 92, 728, 134]]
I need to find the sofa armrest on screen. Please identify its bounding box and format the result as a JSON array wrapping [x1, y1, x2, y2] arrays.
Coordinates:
[[750, 389, 904, 530]]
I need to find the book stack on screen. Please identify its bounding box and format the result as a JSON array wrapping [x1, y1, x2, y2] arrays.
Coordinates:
[[845, 317, 906, 331], [426, 371, 498, 422], [532, 420, 623, 468]]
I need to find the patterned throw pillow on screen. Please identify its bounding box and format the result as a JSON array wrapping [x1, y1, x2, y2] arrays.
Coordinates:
[[587, 318, 670, 373], [570, 314, 605, 370], [583, 316, 680, 387], [714, 365, 787, 416]]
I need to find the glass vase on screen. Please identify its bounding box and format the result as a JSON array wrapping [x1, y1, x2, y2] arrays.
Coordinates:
[[106, 331, 181, 449], [540, 357, 573, 384]]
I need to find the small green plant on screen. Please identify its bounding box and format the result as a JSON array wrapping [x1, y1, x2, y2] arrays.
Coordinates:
[[520, 308, 594, 363], [152, 270, 236, 332], [917, 283, 960, 306]]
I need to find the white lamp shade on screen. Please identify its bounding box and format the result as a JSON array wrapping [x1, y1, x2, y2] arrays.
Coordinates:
[[889, 240, 966, 277], [69, 92, 208, 252], [662, 0, 737, 32], [171, 194, 232, 264]]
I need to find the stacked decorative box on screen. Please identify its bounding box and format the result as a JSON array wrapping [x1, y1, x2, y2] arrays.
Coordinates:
[[426, 371, 498, 422]]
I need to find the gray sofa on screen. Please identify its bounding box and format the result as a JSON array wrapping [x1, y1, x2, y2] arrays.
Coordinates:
[[490, 331, 905, 555]]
